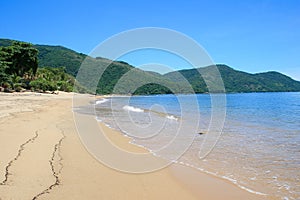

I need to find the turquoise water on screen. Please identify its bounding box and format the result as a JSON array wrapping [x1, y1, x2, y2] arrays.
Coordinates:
[[95, 92, 300, 200]]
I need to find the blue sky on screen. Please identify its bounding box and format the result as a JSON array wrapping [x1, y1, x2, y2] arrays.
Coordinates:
[[1, 0, 300, 80]]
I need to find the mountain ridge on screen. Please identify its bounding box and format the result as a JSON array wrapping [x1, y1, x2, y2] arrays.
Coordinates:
[[1, 38, 300, 94]]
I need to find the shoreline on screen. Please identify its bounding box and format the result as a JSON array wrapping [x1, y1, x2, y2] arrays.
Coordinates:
[[96, 111, 268, 200], [0, 92, 267, 199], [94, 96, 267, 199], [99, 116, 268, 197], [98, 121, 267, 200]]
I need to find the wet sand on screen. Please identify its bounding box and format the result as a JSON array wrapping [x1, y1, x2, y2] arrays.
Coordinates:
[[0, 92, 266, 200]]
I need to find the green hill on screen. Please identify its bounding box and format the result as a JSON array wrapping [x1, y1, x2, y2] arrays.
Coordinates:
[[164, 64, 300, 93], [34, 45, 86, 76], [77, 57, 177, 95], [0, 39, 85, 76], [1, 38, 300, 94]]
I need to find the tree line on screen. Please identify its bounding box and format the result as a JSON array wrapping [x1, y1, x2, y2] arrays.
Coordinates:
[[1, 39, 299, 95], [0, 41, 75, 93]]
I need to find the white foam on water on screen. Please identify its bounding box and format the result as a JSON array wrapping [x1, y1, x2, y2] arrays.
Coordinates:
[[123, 105, 144, 112], [104, 123, 111, 128], [95, 117, 103, 122], [172, 161, 268, 197], [166, 115, 178, 121], [237, 184, 268, 196], [95, 98, 109, 105]]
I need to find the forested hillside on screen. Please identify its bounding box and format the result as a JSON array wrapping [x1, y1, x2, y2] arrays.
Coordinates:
[[1, 38, 300, 94]]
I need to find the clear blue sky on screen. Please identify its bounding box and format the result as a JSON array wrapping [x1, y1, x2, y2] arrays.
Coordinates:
[[1, 0, 300, 80]]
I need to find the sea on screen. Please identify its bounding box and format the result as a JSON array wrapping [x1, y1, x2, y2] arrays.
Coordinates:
[[92, 92, 300, 200]]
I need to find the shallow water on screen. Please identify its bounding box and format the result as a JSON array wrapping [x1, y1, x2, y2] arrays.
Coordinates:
[[94, 92, 300, 200]]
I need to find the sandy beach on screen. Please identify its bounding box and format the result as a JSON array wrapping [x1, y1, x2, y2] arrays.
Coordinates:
[[0, 92, 266, 200]]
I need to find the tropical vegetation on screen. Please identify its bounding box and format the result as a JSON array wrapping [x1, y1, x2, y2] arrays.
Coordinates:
[[0, 41, 77, 93], [1, 38, 300, 94]]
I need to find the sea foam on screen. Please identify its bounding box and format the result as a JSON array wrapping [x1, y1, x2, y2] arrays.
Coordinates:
[[123, 105, 144, 112], [166, 115, 178, 121], [95, 98, 109, 105]]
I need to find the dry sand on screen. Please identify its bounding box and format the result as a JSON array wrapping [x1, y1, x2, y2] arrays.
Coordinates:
[[0, 92, 267, 200]]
